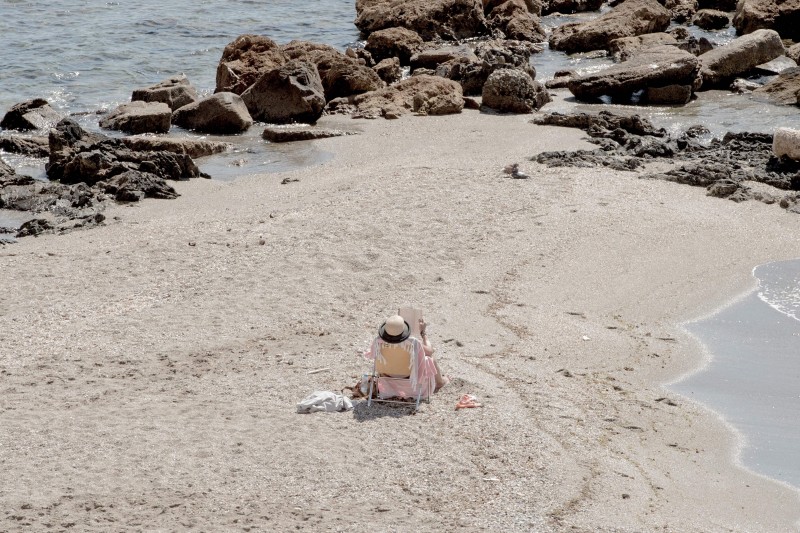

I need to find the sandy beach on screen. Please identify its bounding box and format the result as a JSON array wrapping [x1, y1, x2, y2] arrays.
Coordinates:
[[2, 111, 799, 532]]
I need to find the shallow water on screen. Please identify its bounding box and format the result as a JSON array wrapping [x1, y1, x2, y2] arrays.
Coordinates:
[[672, 259, 800, 489]]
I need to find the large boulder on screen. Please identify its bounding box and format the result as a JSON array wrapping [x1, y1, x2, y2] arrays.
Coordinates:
[[697, 29, 784, 87], [752, 66, 800, 104], [481, 68, 550, 112], [282, 41, 384, 100], [172, 92, 253, 134], [1, 99, 62, 131], [549, 0, 671, 54], [350, 75, 464, 118], [215, 35, 287, 94], [365, 27, 424, 64], [486, 0, 546, 42], [773, 127, 800, 159], [410, 45, 480, 70], [99, 101, 172, 134], [568, 45, 699, 100], [355, 0, 489, 41], [608, 32, 678, 61], [131, 75, 199, 111], [241, 60, 326, 124], [733, 0, 800, 39]]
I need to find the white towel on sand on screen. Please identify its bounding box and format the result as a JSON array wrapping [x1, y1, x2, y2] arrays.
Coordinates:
[[296, 391, 353, 413]]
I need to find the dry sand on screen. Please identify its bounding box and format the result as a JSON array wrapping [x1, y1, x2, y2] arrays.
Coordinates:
[[1, 110, 799, 532]]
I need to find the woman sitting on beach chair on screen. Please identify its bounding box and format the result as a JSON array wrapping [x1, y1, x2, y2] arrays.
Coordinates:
[[364, 314, 447, 406]]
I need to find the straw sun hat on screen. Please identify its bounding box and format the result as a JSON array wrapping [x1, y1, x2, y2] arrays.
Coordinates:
[[378, 315, 410, 343]]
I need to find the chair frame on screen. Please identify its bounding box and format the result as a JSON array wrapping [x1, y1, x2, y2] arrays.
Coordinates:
[[365, 356, 431, 410]]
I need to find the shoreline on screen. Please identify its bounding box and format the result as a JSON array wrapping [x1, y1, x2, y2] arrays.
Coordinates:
[[672, 261, 800, 494], [2, 111, 800, 531]]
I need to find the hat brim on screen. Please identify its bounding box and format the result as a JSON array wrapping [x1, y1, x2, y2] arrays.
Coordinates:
[[378, 320, 411, 344]]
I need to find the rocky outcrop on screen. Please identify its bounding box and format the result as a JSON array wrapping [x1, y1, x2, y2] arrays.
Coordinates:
[[692, 9, 729, 30], [645, 84, 693, 104], [481, 68, 550, 112], [0, 135, 49, 157], [47, 118, 200, 187], [411, 45, 479, 71], [787, 43, 800, 64], [262, 126, 357, 142], [733, 0, 800, 40], [241, 60, 326, 124], [486, 0, 546, 42], [549, 0, 671, 54], [172, 92, 253, 134], [608, 32, 678, 61], [365, 27, 424, 64], [354, 0, 489, 41], [122, 136, 230, 159], [568, 46, 699, 101], [1, 99, 62, 131], [347, 75, 464, 118], [215, 35, 287, 94], [697, 29, 784, 88], [282, 41, 384, 100], [99, 101, 172, 134], [533, 112, 800, 212], [664, 0, 698, 23], [751, 66, 800, 104], [131, 75, 199, 111]]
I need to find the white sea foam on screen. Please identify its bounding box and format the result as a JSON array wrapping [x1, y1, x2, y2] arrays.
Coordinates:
[[755, 259, 800, 323]]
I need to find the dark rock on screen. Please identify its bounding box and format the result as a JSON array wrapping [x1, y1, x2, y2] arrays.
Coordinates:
[[542, 0, 603, 15], [215, 35, 287, 94], [645, 84, 693, 104], [103, 170, 178, 201], [355, 0, 489, 40], [677, 35, 714, 56], [699, 0, 736, 11], [241, 60, 326, 124], [481, 68, 550, 112], [365, 27, 424, 64], [172, 92, 253, 134], [692, 9, 729, 30], [1, 99, 62, 131], [99, 101, 172, 134], [0, 135, 49, 157], [535, 149, 644, 170], [546, 71, 574, 88], [16, 218, 54, 238], [549, 0, 671, 54], [567, 46, 698, 101], [532, 110, 667, 137], [132, 75, 199, 111], [262, 126, 356, 142]]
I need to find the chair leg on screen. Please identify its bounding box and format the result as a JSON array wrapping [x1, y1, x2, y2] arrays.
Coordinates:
[[367, 377, 374, 407]]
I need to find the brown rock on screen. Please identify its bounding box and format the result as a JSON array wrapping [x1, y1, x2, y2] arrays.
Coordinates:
[[99, 101, 172, 134], [352, 75, 464, 118], [733, 0, 800, 39], [131, 75, 199, 111], [241, 60, 326, 124], [542, 0, 603, 15], [549, 0, 671, 54], [609, 32, 678, 61], [752, 66, 800, 104], [481, 68, 550, 112], [410, 45, 479, 71], [365, 27, 424, 64], [355, 0, 489, 41], [1, 99, 62, 131], [122, 136, 230, 159], [645, 84, 693, 104], [262, 126, 356, 142], [373, 57, 402, 84], [487, 0, 546, 41], [171, 93, 253, 134], [692, 9, 729, 30], [215, 35, 287, 94]]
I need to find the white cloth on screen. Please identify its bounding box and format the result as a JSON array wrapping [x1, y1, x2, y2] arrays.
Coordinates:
[[296, 391, 353, 413]]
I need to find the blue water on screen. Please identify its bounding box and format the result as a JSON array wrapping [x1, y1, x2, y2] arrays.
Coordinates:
[[673, 259, 800, 489]]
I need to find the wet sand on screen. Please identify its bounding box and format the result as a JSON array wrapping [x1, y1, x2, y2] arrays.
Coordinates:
[[1, 111, 799, 531]]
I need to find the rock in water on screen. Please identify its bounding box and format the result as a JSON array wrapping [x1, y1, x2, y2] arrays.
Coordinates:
[[241, 60, 326, 124], [172, 92, 253, 134]]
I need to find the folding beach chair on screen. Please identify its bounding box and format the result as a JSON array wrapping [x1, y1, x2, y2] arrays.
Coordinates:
[[366, 340, 435, 410]]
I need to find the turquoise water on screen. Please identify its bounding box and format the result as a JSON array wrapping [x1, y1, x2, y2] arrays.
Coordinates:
[[673, 259, 800, 489]]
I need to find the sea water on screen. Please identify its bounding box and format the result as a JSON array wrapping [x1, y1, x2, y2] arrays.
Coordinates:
[[673, 259, 800, 489]]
